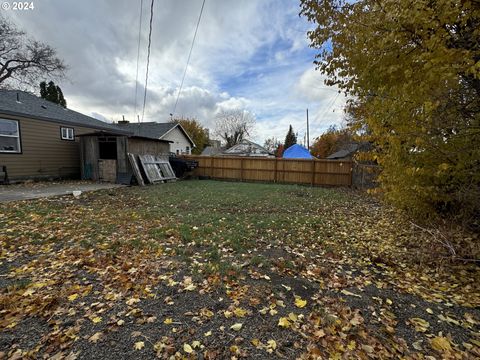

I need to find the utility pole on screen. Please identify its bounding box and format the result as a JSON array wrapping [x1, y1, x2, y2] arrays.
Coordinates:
[[306, 108, 310, 150]]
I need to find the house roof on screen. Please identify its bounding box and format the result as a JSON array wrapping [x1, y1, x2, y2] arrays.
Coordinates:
[[0, 90, 129, 133], [116, 122, 195, 147], [76, 130, 172, 143], [326, 143, 361, 159], [201, 146, 224, 156], [223, 139, 273, 156]]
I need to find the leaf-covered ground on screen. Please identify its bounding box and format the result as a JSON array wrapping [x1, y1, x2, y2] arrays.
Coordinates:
[[0, 180, 479, 359]]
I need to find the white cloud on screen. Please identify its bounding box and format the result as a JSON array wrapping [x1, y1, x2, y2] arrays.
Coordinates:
[[5, 0, 348, 145]]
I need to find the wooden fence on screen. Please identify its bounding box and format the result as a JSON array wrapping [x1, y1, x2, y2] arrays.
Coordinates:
[[182, 155, 353, 186]]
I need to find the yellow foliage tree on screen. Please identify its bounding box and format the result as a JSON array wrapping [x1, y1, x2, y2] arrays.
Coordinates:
[[301, 0, 480, 227], [173, 117, 209, 155]]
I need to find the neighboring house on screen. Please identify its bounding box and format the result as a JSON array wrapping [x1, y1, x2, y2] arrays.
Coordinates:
[[221, 139, 274, 157], [326, 143, 370, 160], [201, 146, 224, 156], [116, 121, 195, 155], [283, 144, 315, 159], [0, 90, 130, 181]]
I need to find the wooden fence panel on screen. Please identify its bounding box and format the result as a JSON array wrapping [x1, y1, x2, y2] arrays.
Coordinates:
[[182, 155, 352, 186]]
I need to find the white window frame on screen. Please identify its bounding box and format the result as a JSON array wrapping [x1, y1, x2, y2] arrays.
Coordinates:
[[0, 119, 21, 153], [61, 127, 75, 141]]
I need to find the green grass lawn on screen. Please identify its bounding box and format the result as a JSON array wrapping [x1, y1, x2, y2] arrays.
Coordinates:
[[1, 180, 479, 359]]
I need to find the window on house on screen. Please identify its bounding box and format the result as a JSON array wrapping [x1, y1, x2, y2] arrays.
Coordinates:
[[0, 119, 21, 153], [186, 146, 190, 154], [61, 127, 75, 141], [176, 149, 180, 155]]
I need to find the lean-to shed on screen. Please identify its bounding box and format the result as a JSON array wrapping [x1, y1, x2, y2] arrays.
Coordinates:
[[78, 131, 171, 183]]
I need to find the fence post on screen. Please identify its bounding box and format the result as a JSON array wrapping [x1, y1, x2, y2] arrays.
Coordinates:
[[240, 158, 244, 181], [274, 158, 278, 183], [210, 156, 214, 178], [311, 160, 315, 187]]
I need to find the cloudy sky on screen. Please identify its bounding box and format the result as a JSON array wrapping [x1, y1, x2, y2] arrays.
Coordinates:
[[6, 0, 346, 145]]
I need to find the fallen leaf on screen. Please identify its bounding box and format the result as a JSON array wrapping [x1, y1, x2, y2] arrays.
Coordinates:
[[294, 297, 307, 308], [278, 317, 291, 328], [88, 332, 102, 343], [183, 343, 193, 353], [430, 337, 452, 352], [230, 323, 243, 331], [134, 341, 145, 350], [409, 317, 430, 332], [233, 307, 247, 317], [91, 316, 102, 324], [68, 294, 79, 301], [341, 289, 361, 298]]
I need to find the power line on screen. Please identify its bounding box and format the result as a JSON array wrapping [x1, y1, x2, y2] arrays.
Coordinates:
[[141, 0, 155, 122], [318, 92, 341, 123], [134, 0, 143, 123], [172, 0, 206, 117]]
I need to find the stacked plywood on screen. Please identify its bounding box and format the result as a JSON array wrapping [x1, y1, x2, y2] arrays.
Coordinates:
[[127, 153, 176, 186]]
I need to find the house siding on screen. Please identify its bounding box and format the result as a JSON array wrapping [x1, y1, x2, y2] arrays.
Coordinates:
[[161, 127, 192, 155], [0, 114, 98, 180]]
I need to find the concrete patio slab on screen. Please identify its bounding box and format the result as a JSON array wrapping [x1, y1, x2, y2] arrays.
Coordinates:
[[0, 181, 124, 202]]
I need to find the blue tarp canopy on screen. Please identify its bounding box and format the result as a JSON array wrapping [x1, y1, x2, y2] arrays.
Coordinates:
[[283, 144, 314, 159]]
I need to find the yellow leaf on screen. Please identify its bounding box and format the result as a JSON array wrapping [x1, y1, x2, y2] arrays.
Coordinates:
[[426, 308, 433, 314], [288, 312, 298, 322], [117, 320, 125, 326], [294, 297, 307, 308], [430, 337, 452, 352], [204, 331, 212, 337], [224, 310, 233, 318], [347, 340, 356, 350], [134, 341, 145, 350], [251, 338, 260, 347], [409, 317, 430, 332], [192, 341, 201, 349], [183, 343, 193, 353], [230, 323, 243, 331], [68, 293, 79, 301], [267, 339, 277, 350], [164, 318, 173, 324], [340, 289, 361, 298], [233, 307, 247, 318], [91, 316, 102, 324], [278, 317, 291, 328], [22, 288, 35, 297]]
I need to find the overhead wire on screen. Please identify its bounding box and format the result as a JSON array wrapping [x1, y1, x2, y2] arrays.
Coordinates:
[[172, 0, 206, 117], [134, 0, 143, 122], [141, 0, 155, 122]]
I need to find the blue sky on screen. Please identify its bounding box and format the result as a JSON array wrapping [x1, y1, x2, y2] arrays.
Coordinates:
[[6, 0, 346, 145]]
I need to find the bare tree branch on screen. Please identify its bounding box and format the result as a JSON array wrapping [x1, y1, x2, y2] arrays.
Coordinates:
[[214, 109, 256, 148], [0, 17, 66, 89]]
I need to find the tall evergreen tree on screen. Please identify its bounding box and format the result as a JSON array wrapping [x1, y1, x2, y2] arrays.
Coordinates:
[[39, 81, 67, 107], [283, 125, 297, 150]]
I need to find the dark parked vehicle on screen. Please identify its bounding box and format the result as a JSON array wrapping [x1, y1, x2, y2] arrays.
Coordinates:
[[168, 154, 198, 178]]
